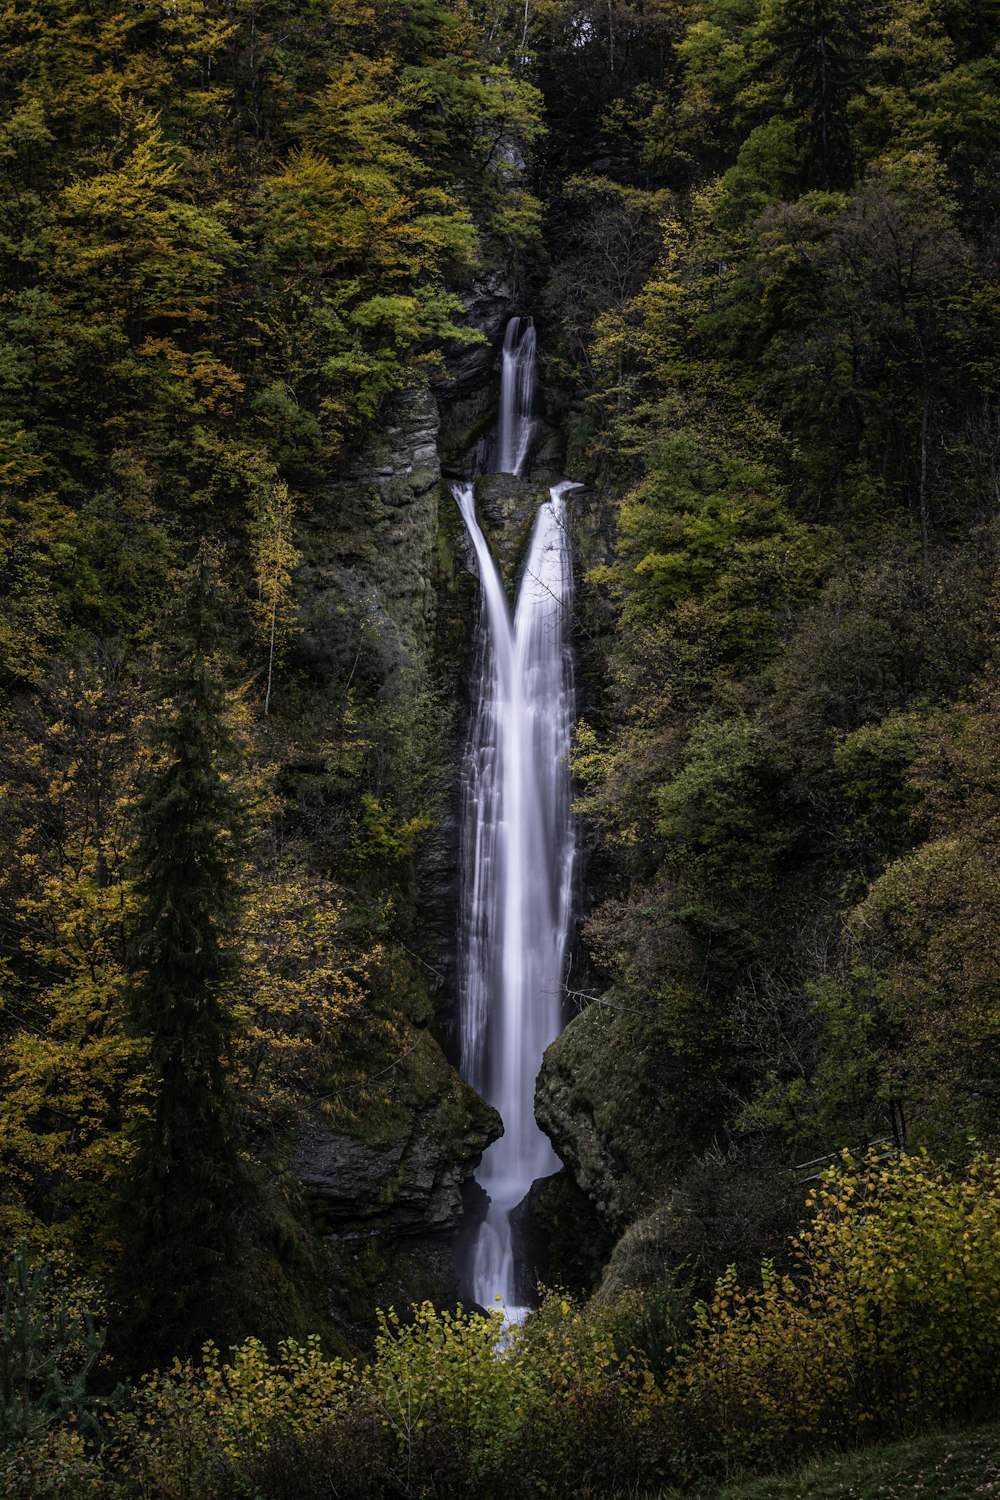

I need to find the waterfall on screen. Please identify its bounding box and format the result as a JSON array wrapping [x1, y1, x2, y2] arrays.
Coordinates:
[[496, 316, 537, 477], [455, 483, 577, 1316], [454, 316, 577, 1317]]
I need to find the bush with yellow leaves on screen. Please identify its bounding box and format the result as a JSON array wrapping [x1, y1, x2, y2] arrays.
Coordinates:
[[100, 1297, 650, 1499], [105, 1335, 357, 1498], [662, 1150, 1000, 1473], [7, 1152, 1000, 1496]]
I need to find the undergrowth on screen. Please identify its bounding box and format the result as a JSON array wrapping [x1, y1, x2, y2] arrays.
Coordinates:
[[3, 1151, 1000, 1498]]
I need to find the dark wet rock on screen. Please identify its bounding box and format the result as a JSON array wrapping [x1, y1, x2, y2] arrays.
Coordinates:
[[295, 1068, 500, 1342], [433, 269, 519, 398], [471, 473, 551, 585], [509, 1180, 551, 1306], [453, 1176, 491, 1307], [438, 386, 498, 473], [295, 1062, 501, 1243], [297, 1124, 468, 1237], [512, 1170, 616, 1302]]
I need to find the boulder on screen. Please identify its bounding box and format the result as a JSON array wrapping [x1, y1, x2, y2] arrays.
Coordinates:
[[294, 1053, 501, 1244]]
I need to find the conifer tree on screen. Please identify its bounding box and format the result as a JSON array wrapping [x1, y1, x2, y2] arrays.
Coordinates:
[[770, 0, 864, 189], [118, 551, 249, 1367]]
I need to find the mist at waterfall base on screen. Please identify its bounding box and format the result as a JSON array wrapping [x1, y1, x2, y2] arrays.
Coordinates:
[[454, 316, 578, 1322]]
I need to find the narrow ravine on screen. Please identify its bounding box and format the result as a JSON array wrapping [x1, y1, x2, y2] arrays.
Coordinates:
[[454, 318, 577, 1317]]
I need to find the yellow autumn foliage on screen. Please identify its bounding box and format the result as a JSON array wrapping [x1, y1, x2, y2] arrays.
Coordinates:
[[9, 1153, 1000, 1494], [662, 1150, 1000, 1468]]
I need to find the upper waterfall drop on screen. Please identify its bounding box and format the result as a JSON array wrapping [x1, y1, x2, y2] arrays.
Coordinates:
[[496, 315, 537, 477]]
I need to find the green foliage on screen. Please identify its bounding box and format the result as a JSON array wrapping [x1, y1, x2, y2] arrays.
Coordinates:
[[352, 794, 433, 866], [547, 0, 1000, 1248], [832, 708, 929, 862], [764, 0, 867, 188], [0, 1244, 114, 1448], [847, 833, 1000, 1148], [597, 431, 818, 635], [656, 716, 790, 891], [364, 1302, 513, 1466], [543, 174, 675, 386], [33, 1294, 649, 1496], [0, 0, 546, 688]]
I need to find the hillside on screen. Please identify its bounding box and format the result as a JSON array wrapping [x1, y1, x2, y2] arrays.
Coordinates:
[[1, 1, 1000, 1495]]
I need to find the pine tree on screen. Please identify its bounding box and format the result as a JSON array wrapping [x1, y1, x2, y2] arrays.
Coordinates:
[[118, 551, 249, 1367], [771, 0, 865, 190]]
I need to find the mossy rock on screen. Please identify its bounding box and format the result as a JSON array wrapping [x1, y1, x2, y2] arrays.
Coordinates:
[[473, 473, 551, 588], [536, 995, 718, 1231]]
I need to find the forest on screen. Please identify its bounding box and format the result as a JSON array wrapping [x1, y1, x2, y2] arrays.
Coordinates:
[[1, 0, 1000, 1495]]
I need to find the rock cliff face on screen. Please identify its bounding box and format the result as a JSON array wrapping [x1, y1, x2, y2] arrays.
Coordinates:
[[435, 269, 519, 401], [535, 1006, 634, 1231], [329, 385, 442, 659], [362, 389, 443, 656], [295, 1084, 499, 1242], [436, 278, 519, 471], [291, 988, 501, 1329], [535, 988, 709, 1244], [288, 276, 620, 1325], [286, 378, 505, 1326], [292, 384, 445, 712]]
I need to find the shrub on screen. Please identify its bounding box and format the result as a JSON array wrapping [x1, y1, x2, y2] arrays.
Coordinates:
[[363, 1302, 510, 1472], [361, 1297, 652, 1497], [106, 1334, 357, 1498], [664, 1150, 1000, 1474], [99, 1297, 655, 1499], [10, 1155, 1000, 1496], [212, 1405, 399, 1500], [0, 1426, 115, 1499], [0, 1244, 114, 1448]]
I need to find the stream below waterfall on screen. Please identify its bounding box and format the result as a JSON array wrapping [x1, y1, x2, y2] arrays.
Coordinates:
[[454, 316, 578, 1319]]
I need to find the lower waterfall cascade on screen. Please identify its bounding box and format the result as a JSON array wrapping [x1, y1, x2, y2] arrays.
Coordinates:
[[454, 315, 578, 1318]]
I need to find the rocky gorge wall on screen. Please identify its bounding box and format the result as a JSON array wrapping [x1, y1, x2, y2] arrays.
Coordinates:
[[286, 278, 523, 1332], [287, 277, 636, 1332]]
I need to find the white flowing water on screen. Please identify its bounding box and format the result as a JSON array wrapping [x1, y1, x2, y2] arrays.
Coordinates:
[[454, 316, 577, 1319], [455, 483, 577, 1317], [496, 316, 537, 477]]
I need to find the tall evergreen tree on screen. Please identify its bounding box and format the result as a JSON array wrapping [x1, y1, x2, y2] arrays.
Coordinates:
[[770, 0, 865, 189], [117, 551, 249, 1367]]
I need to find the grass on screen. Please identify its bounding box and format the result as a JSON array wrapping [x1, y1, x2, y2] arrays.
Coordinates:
[[664, 1420, 1000, 1499]]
